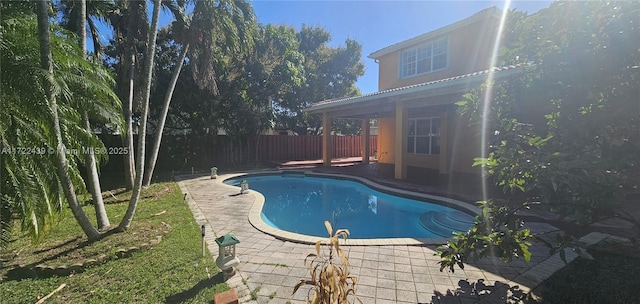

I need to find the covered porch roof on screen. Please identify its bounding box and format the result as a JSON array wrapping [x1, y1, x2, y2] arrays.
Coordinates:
[[305, 64, 531, 119]]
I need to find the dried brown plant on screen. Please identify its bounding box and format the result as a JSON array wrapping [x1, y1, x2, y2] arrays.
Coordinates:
[[293, 221, 361, 304]]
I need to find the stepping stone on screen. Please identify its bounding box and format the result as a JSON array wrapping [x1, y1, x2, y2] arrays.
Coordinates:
[[213, 289, 238, 304]]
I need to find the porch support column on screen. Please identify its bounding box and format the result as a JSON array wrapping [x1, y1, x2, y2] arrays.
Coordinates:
[[361, 118, 370, 164], [394, 101, 408, 179], [322, 112, 332, 166]]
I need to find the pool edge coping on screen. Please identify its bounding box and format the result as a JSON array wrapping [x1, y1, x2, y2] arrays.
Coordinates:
[[217, 170, 480, 246]]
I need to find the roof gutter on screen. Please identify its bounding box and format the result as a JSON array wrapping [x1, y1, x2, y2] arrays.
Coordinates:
[[304, 66, 524, 114]]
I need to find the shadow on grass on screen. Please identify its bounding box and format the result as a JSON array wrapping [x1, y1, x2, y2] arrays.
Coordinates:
[[33, 236, 83, 254], [164, 272, 225, 303], [430, 279, 532, 304], [4, 266, 40, 281], [100, 194, 157, 205], [3, 229, 124, 282]]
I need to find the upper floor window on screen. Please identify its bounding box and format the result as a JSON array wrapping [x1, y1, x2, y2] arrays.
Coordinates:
[[400, 37, 448, 78], [407, 117, 440, 155]]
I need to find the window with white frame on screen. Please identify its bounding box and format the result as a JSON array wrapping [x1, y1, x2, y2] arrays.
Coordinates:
[[400, 37, 448, 78], [407, 117, 440, 155]]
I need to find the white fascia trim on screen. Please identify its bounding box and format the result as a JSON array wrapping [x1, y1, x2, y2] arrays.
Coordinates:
[[304, 66, 522, 113], [368, 7, 501, 59]]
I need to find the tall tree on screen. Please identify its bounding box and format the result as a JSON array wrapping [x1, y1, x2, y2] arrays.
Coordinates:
[[81, 0, 110, 229], [152, 25, 363, 144], [103, 0, 186, 189], [437, 1, 640, 272], [143, 0, 256, 186], [279, 26, 364, 135], [1, 1, 62, 246], [118, 0, 162, 230], [59, 0, 115, 61], [104, 0, 150, 190], [217, 24, 304, 145], [2, 2, 120, 244], [143, 34, 188, 186], [36, 0, 101, 240], [59, 0, 111, 229]]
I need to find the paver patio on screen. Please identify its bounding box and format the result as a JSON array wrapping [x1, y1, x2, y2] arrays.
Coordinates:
[[176, 173, 609, 304]]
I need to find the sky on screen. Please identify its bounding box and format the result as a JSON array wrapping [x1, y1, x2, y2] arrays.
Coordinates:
[[249, 0, 554, 94], [136, 1, 553, 94]]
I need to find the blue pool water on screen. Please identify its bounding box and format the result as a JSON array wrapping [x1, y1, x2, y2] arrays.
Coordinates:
[[225, 174, 475, 239]]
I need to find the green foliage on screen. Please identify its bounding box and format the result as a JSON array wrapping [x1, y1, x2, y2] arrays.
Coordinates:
[[0, 11, 121, 247], [250, 286, 261, 300], [536, 232, 592, 264], [188, 0, 256, 94], [0, 182, 229, 303], [217, 24, 304, 140], [474, 2, 638, 223], [58, 0, 117, 61], [293, 221, 360, 304], [280, 26, 365, 135], [437, 200, 532, 273], [439, 1, 640, 271], [158, 23, 364, 138]]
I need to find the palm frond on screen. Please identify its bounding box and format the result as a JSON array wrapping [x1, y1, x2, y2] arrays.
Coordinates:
[[188, 0, 256, 94], [0, 195, 13, 249], [0, 14, 117, 243]]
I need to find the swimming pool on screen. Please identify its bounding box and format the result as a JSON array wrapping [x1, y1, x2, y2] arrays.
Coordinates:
[[225, 173, 476, 239]]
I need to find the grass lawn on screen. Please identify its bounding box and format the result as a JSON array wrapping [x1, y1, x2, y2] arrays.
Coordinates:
[[533, 247, 640, 304], [0, 181, 228, 303]]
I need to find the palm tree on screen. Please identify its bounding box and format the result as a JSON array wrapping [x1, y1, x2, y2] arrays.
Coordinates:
[[58, 0, 111, 229], [36, 0, 101, 240], [143, 0, 256, 186], [107, 0, 184, 190], [118, 0, 162, 230], [1, 10, 65, 243], [59, 0, 116, 61], [102, 0, 149, 190]]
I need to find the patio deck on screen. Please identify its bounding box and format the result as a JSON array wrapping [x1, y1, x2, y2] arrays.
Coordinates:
[[176, 172, 610, 303]]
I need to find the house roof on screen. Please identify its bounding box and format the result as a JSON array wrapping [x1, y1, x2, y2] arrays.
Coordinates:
[[368, 6, 502, 60], [305, 63, 532, 115]]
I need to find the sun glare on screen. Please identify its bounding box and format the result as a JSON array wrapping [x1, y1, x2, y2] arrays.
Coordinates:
[[481, 0, 512, 201], [480, 0, 512, 260]]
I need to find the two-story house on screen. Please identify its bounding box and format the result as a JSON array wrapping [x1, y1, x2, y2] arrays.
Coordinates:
[[305, 7, 527, 181]]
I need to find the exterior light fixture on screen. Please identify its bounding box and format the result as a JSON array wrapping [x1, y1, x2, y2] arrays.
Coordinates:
[[240, 180, 249, 194], [215, 234, 240, 278]]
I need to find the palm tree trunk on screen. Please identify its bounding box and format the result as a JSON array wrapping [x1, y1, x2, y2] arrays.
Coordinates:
[[78, 0, 86, 53], [121, 2, 138, 191], [79, 0, 110, 229], [119, 0, 162, 230], [84, 115, 110, 229], [122, 51, 136, 191], [37, 0, 100, 241], [143, 43, 189, 187]]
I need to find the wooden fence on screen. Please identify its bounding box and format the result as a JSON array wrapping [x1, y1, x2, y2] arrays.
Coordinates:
[[208, 135, 378, 164], [100, 134, 378, 172]]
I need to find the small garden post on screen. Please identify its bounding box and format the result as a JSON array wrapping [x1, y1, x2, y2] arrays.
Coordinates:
[[201, 225, 206, 257]]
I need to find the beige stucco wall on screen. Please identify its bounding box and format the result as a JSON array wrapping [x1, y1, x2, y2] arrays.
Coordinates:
[[377, 117, 396, 164], [406, 154, 440, 169], [371, 14, 503, 176], [447, 111, 483, 174], [377, 17, 499, 91]]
